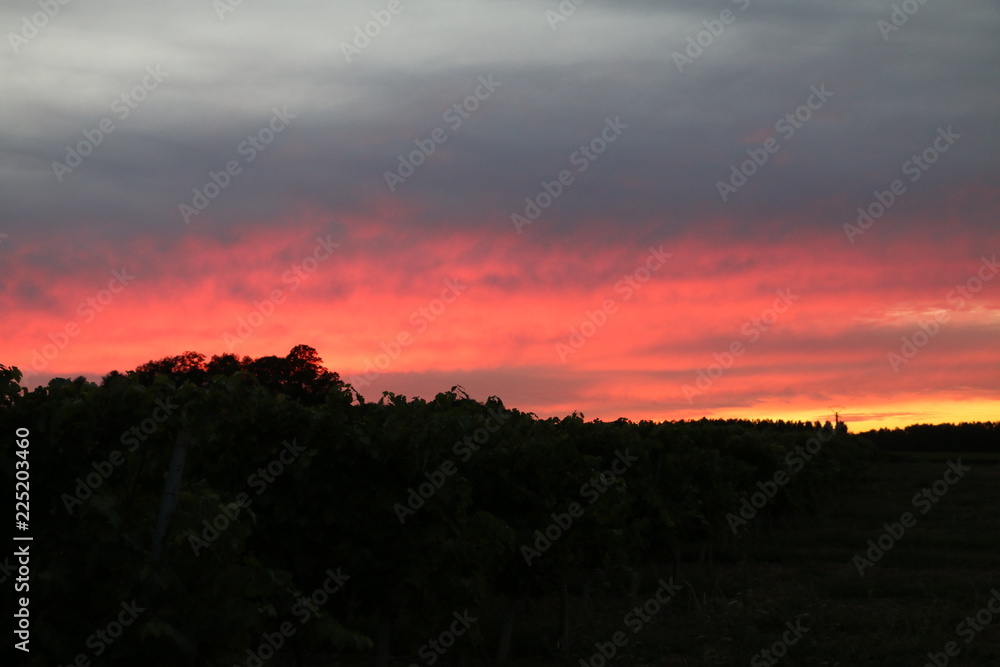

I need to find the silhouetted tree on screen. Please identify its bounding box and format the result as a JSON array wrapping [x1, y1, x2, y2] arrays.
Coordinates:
[[205, 353, 250, 376], [132, 351, 207, 385], [120, 345, 340, 405], [244, 345, 341, 404]]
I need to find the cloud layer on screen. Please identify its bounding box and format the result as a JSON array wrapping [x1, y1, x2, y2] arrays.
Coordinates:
[[3, 0, 998, 430]]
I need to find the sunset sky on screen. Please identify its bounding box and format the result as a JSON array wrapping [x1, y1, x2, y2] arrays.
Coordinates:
[[3, 0, 998, 431]]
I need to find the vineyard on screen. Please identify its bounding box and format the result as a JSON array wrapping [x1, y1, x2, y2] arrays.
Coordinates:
[[0, 351, 875, 666]]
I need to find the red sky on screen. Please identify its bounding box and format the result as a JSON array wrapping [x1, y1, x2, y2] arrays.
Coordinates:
[[3, 1, 998, 432], [6, 215, 998, 432]]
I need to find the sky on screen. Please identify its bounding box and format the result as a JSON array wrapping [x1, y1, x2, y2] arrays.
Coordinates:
[[2, 0, 998, 431]]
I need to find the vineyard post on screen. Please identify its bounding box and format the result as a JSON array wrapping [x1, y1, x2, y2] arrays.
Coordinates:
[[137, 429, 190, 616], [497, 595, 518, 663], [150, 429, 191, 564]]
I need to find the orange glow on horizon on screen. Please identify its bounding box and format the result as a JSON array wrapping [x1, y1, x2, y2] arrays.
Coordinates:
[[5, 217, 999, 432]]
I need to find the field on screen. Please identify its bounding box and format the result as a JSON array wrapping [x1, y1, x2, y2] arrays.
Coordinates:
[[456, 455, 1000, 667]]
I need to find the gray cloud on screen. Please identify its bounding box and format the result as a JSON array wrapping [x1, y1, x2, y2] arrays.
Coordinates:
[[1, 0, 997, 244]]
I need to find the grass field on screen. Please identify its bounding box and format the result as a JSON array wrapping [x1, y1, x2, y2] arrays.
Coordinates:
[[456, 455, 1000, 667], [294, 455, 999, 667]]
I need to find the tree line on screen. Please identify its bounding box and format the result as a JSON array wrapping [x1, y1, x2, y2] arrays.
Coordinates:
[[1, 346, 876, 666]]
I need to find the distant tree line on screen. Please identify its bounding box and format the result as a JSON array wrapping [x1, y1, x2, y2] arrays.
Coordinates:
[[861, 422, 1000, 452], [103, 347, 995, 455]]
